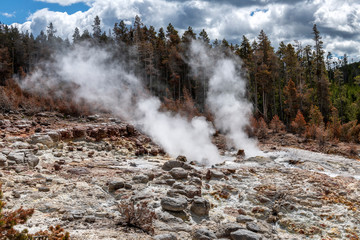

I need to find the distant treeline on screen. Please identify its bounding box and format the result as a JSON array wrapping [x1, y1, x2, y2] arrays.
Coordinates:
[[1, 15, 360, 127]]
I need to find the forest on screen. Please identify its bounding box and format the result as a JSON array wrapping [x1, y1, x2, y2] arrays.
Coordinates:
[[1, 15, 360, 143]]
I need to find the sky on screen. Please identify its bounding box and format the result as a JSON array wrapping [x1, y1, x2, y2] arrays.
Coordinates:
[[1, 0, 360, 61]]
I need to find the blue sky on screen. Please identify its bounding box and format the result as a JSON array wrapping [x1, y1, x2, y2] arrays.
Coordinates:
[[0, 0, 89, 24]]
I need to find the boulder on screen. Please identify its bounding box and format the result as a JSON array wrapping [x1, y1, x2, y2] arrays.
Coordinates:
[[230, 229, 262, 240], [30, 134, 54, 147], [72, 126, 87, 138], [0, 153, 7, 167], [161, 197, 188, 212], [26, 155, 40, 168], [108, 181, 125, 192], [169, 167, 188, 180], [153, 233, 177, 240], [176, 155, 187, 162], [193, 228, 217, 240], [7, 151, 25, 164], [162, 160, 193, 171], [46, 131, 61, 142], [132, 174, 150, 184], [190, 197, 210, 216], [67, 167, 90, 175], [216, 223, 244, 238], [236, 215, 254, 223]]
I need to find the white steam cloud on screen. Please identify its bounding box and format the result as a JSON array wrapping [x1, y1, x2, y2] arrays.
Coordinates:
[[22, 43, 221, 165], [188, 41, 261, 157], [22, 40, 260, 164]]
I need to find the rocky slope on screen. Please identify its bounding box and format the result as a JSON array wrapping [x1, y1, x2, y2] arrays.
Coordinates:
[[0, 112, 359, 240]]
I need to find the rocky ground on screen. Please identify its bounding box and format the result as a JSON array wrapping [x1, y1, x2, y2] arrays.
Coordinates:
[[0, 112, 359, 240]]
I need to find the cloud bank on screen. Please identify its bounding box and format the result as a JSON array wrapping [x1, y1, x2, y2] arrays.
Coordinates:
[[14, 0, 360, 59]]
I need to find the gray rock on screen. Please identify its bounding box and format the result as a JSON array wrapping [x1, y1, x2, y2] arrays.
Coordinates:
[[67, 167, 90, 175], [38, 203, 59, 213], [161, 197, 188, 212], [133, 174, 150, 184], [236, 215, 254, 223], [183, 185, 201, 198], [108, 181, 124, 192], [246, 223, 261, 233], [190, 197, 210, 216], [85, 215, 96, 223], [169, 167, 188, 180], [30, 134, 54, 147], [7, 151, 24, 164], [46, 131, 61, 142], [0, 153, 7, 167], [71, 210, 85, 219], [230, 229, 262, 240], [38, 187, 50, 192], [162, 161, 184, 171], [162, 160, 193, 171], [176, 155, 187, 162], [217, 223, 244, 238], [26, 155, 39, 168], [10, 141, 30, 149], [209, 170, 224, 179], [193, 228, 217, 240], [153, 233, 178, 240]]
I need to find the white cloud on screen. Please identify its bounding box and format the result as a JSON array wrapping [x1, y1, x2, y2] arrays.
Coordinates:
[[11, 0, 360, 60], [34, 0, 92, 6], [2, 12, 15, 18]]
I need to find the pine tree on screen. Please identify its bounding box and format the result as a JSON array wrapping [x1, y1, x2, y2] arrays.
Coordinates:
[[313, 24, 331, 119], [92, 15, 101, 40], [291, 110, 306, 134], [72, 27, 80, 43], [198, 29, 210, 45]]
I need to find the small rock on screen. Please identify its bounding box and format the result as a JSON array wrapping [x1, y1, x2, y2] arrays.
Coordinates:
[[67, 167, 90, 175], [161, 197, 188, 212], [11, 141, 30, 149], [54, 163, 61, 171], [38, 187, 50, 192], [206, 170, 224, 180], [217, 223, 244, 238], [162, 160, 193, 171], [230, 229, 262, 240], [126, 125, 135, 136], [53, 152, 62, 157], [153, 233, 177, 240], [246, 222, 261, 233], [0, 153, 7, 167], [88, 115, 99, 121], [88, 151, 95, 157], [169, 167, 188, 180], [46, 131, 61, 142], [183, 185, 201, 198], [176, 155, 187, 162], [30, 134, 54, 147], [193, 228, 217, 240], [12, 191, 21, 198], [236, 215, 254, 223], [7, 151, 25, 164], [26, 155, 39, 168], [237, 149, 245, 157], [132, 174, 150, 184], [108, 181, 125, 192], [190, 197, 210, 216], [85, 215, 96, 223]]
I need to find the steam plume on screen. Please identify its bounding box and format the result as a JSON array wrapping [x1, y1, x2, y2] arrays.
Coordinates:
[[188, 41, 261, 157]]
